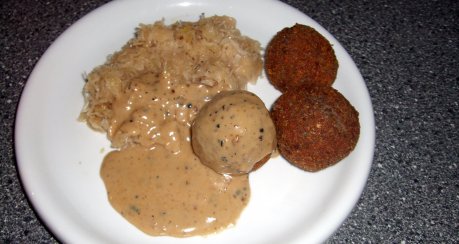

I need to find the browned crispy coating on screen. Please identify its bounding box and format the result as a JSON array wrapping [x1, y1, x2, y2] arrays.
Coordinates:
[[271, 86, 360, 172], [265, 24, 338, 92]]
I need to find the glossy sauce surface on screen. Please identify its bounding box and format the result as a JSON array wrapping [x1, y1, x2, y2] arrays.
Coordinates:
[[81, 16, 262, 237], [101, 145, 249, 237]]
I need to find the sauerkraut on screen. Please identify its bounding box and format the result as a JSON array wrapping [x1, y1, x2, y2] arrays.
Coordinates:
[[80, 15, 262, 149]]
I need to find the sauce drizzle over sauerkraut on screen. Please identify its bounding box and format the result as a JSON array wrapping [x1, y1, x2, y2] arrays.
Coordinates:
[[80, 15, 262, 150], [80, 15, 262, 237]]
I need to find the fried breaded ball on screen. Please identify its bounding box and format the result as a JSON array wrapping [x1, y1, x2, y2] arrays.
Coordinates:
[[192, 90, 276, 175], [265, 24, 338, 92], [271, 86, 359, 172]]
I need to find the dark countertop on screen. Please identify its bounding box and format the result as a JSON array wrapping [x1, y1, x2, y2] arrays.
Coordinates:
[[1, 0, 458, 243]]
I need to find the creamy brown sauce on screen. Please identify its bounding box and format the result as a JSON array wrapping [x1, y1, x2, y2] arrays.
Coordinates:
[[80, 16, 262, 237], [101, 144, 249, 237], [98, 73, 252, 236], [80, 16, 262, 149]]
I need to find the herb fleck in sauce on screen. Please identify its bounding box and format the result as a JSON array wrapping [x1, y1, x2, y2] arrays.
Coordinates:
[[84, 15, 262, 237], [101, 145, 250, 237]]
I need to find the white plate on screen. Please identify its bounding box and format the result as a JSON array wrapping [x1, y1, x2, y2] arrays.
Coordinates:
[[15, 0, 375, 243]]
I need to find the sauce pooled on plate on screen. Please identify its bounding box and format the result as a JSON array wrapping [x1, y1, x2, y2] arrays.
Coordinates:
[[80, 16, 263, 236]]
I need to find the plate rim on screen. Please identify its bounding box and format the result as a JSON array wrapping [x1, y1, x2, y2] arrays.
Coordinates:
[[14, 0, 375, 243]]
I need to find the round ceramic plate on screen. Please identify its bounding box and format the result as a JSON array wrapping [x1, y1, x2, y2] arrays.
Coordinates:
[[15, 0, 375, 243]]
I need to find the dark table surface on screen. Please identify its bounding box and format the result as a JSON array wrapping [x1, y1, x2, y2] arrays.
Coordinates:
[[1, 0, 458, 243]]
